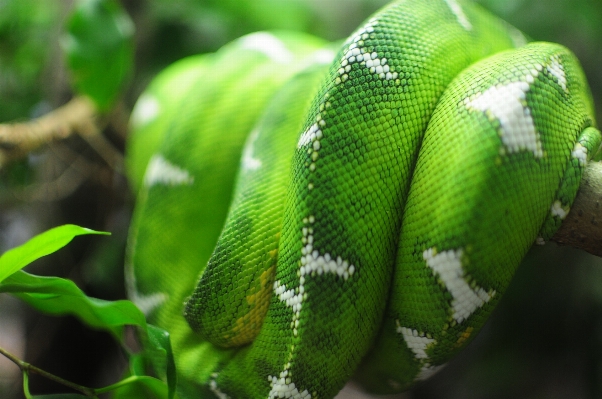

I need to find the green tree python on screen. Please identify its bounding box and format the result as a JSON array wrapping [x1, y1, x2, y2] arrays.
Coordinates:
[[125, 0, 600, 397]]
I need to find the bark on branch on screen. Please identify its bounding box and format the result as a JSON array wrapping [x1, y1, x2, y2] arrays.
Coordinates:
[[0, 96, 97, 167], [552, 161, 602, 257]]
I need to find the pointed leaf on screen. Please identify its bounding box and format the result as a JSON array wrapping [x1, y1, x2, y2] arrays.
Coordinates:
[[1, 271, 176, 395], [0, 224, 109, 283], [103, 375, 168, 399], [1, 270, 144, 339]]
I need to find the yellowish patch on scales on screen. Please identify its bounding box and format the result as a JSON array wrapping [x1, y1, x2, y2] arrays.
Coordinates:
[[225, 265, 275, 346], [455, 326, 474, 347]]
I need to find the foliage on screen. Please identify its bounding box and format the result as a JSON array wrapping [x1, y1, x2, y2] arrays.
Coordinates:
[[0, 225, 106, 283], [62, 0, 135, 112], [0, 225, 174, 398], [0, 0, 63, 122]]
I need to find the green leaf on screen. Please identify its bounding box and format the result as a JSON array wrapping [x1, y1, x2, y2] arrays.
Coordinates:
[[62, 0, 134, 111], [0, 224, 109, 283], [0, 225, 175, 397], [30, 395, 89, 399], [0, 270, 145, 339], [146, 325, 177, 397], [128, 326, 176, 398], [0, 270, 176, 397], [103, 375, 168, 399]]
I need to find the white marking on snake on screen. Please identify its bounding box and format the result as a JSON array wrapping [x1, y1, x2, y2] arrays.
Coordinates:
[[124, 254, 167, 316], [209, 373, 230, 399], [270, 217, 355, 398], [423, 248, 495, 323], [547, 55, 567, 92], [268, 370, 311, 399], [242, 128, 262, 171], [298, 49, 336, 70], [551, 200, 568, 219], [297, 123, 321, 149], [310, 49, 336, 64], [130, 291, 167, 317], [444, 0, 472, 30], [396, 321, 445, 381], [271, 69, 357, 399], [571, 142, 587, 165], [398, 325, 435, 359], [144, 155, 194, 187], [464, 74, 543, 158], [273, 219, 355, 337], [508, 25, 528, 48], [336, 18, 398, 83], [130, 94, 159, 127], [239, 32, 293, 64]]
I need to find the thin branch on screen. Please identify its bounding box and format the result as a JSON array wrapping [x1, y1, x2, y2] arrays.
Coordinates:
[[552, 161, 602, 257], [0, 96, 98, 167], [12, 151, 101, 202], [77, 117, 125, 172], [0, 345, 98, 397]]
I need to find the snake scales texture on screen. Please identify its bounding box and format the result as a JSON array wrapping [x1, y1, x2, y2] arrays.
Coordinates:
[[125, 0, 600, 397]]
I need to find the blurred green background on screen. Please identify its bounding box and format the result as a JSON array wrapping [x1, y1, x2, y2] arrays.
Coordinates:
[[0, 0, 601, 398]]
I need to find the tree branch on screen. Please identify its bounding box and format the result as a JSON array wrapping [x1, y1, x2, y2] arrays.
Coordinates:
[[0, 345, 98, 397], [552, 161, 602, 257], [0, 96, 97, 167]]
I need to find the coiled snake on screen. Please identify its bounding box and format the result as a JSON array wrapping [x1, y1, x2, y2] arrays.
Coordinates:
[[126, 0, 600, 397]]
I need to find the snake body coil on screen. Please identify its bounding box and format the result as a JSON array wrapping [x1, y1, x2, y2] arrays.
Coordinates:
[[126, 0, 600, 398]]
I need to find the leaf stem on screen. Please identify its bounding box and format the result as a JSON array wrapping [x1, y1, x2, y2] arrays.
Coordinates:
[[22, 369, 31, 399], [0, 345, 98, 397], [95, 375, 139, 394]]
